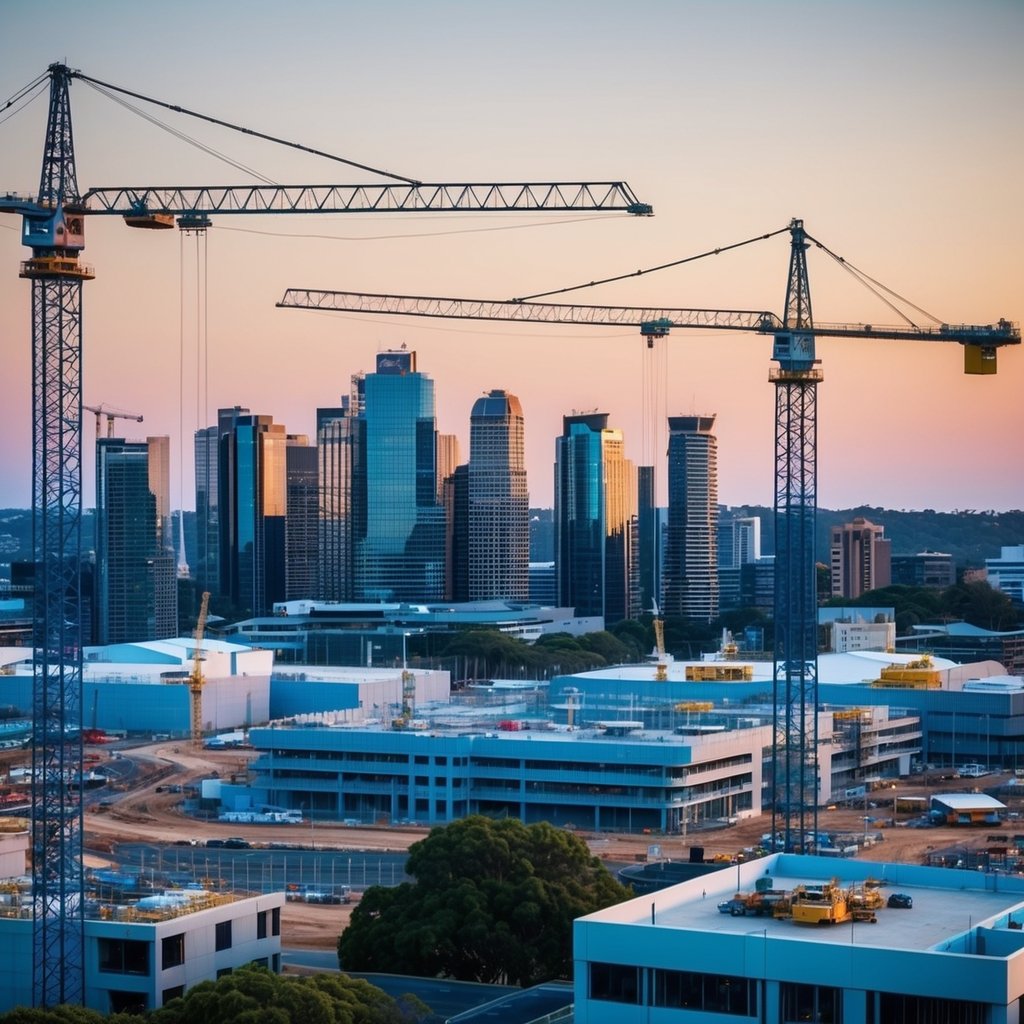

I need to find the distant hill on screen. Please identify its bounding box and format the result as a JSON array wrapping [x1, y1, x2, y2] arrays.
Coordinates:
[[724, 505, 1024, 571], [3, 506, 1020, 582]]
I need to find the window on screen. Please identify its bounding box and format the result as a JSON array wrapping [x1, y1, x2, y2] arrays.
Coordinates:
[[161, 933, 185, 969], [251, 957, 269, 969], [272, 907, 281, 936], [162, 986, 185, 1005], [257, 911, 268, 940], [654, 968, 756, 1016], [109, 991, 148, 1014], [782, 983, 841, 1024], [876, 993, 986, 1024], [216, 967, 233, 979], [98, 938, 150, 976], [589, 962, 640, 1004], [215, 920, 233, 951]]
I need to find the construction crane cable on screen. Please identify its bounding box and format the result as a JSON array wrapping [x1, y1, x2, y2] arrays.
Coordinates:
[[71, 70, 423, 186], [79, 80, 278, 185], [512, 226, 792, 302], [0, 71, 49, 111], [0, 79, 48, 128], [805, 232, 942, 327], [216, 213, 615, 242]]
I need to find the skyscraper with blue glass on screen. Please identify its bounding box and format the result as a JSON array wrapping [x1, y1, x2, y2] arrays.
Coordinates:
[[554, 412, 637, 623], [95, 437, 177, 643], [218, 413, 288, 617], [355, 349, 445, 601]]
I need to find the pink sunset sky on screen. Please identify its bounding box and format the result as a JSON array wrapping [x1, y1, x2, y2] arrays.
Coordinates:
[[1, 0, 1021, 513]]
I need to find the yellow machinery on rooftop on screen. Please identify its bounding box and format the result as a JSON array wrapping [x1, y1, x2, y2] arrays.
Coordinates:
[[870, 654, 941, 690]]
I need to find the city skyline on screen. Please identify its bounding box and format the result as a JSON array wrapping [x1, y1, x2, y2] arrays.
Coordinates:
[[1, 1, 1021, 515]]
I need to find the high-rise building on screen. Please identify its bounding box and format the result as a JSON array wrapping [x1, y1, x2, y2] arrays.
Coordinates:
[[466, 389, 529, 601], [663, 414, 719, 623], [356, 349, 446, 602], [555, 412, 637, 623], [194, 406, 250, 599], [95, 437, 177, 643], [218, 413, 288, 617], [637, 465, 660, 616], [285, 437, 318, 601], [146, 434, 172, 553], [317, 393, 362, 602], [986, 545, 1024, 605], [830, 516, 891, 599]]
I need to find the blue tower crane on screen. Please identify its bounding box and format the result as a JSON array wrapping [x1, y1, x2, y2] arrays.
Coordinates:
[[0, 62, 652, 1007], [276, 226, 1019, 853]]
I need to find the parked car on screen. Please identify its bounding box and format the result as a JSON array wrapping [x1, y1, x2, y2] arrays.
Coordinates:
[[887, 892, 913, 909], [223, 837, 252, 849]]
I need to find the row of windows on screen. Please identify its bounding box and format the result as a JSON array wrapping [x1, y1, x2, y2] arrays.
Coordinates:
[[100, 908, 281, 977], [589, 963, 839, 1022], [590, 964, 992, 1024]]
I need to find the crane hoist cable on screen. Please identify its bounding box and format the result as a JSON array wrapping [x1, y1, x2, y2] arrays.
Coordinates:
[[81, 79, 278, 185], [512, 226, 792, 302], [71, 69, 422, 185], [805, 232, 942, 328]]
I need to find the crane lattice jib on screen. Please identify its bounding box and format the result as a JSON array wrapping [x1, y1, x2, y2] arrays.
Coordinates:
[[275, 289, 1019, 349], [80, 182, 652, 216]]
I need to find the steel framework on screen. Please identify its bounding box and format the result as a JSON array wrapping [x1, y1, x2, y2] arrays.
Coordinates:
[[24, 62, 88, 1008]]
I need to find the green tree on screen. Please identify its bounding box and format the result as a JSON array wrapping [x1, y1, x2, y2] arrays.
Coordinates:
[[142, 964, 429, 1024], [338, 816, 631, 987]]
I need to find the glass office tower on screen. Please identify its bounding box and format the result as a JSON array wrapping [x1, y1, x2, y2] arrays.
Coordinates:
[[555, 412, 637, 623], [663, 414, 719, 623], [95, 438, 177, 643], [356, 350, 445, 601], [468, 389, 529, 601], [218, 414, 288, 617]]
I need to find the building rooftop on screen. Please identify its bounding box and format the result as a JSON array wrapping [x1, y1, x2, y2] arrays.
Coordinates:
[[585, 853, 1024, 955]]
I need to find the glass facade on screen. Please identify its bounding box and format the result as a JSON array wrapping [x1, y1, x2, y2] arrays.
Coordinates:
[[355, 351, 445, 601], [219, 414, 288, 617], [467, 389, 528, 601], [663, 414, 719, 622], [95, 439, 176, 643], [317, 400, 361, 601], [555, 413, 637, 622], [285, 440, 318, 600]]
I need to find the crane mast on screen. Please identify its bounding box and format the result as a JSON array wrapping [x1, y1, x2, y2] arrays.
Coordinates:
[[0, 62, 651, 1007], [22, 62, 88, 1009], [278, 225, 1019, 854], [190, 592, 211, 746]]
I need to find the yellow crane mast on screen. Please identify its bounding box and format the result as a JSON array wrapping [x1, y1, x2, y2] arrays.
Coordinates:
[[190, 592, 211, 746]]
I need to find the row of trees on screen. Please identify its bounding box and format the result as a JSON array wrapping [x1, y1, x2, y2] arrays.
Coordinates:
[[428, 577, 1019, 680], [0, 967, 430, 1024]]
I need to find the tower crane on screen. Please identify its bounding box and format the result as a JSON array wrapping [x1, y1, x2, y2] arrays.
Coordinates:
[[276, 221, 1019, 853], [189, 592, 211, 747], [0, 62, 651, 1008], [82, 403, 144, 439]]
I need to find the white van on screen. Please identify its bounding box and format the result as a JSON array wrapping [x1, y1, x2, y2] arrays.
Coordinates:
[[957, 763, 988, 778]]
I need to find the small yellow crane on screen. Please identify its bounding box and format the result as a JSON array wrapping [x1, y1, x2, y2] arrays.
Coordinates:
[[190, 592, 211, 746]]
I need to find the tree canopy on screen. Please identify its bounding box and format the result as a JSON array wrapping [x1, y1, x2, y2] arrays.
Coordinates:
[[0, 967, 430, 1024], [338, 816, 631, 987]]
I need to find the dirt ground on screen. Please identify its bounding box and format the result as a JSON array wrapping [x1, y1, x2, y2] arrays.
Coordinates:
[[6, 742, 1019, 953]]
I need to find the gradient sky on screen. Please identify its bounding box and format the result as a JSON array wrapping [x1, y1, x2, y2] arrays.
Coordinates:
[[1, 0, 1021, 514]]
